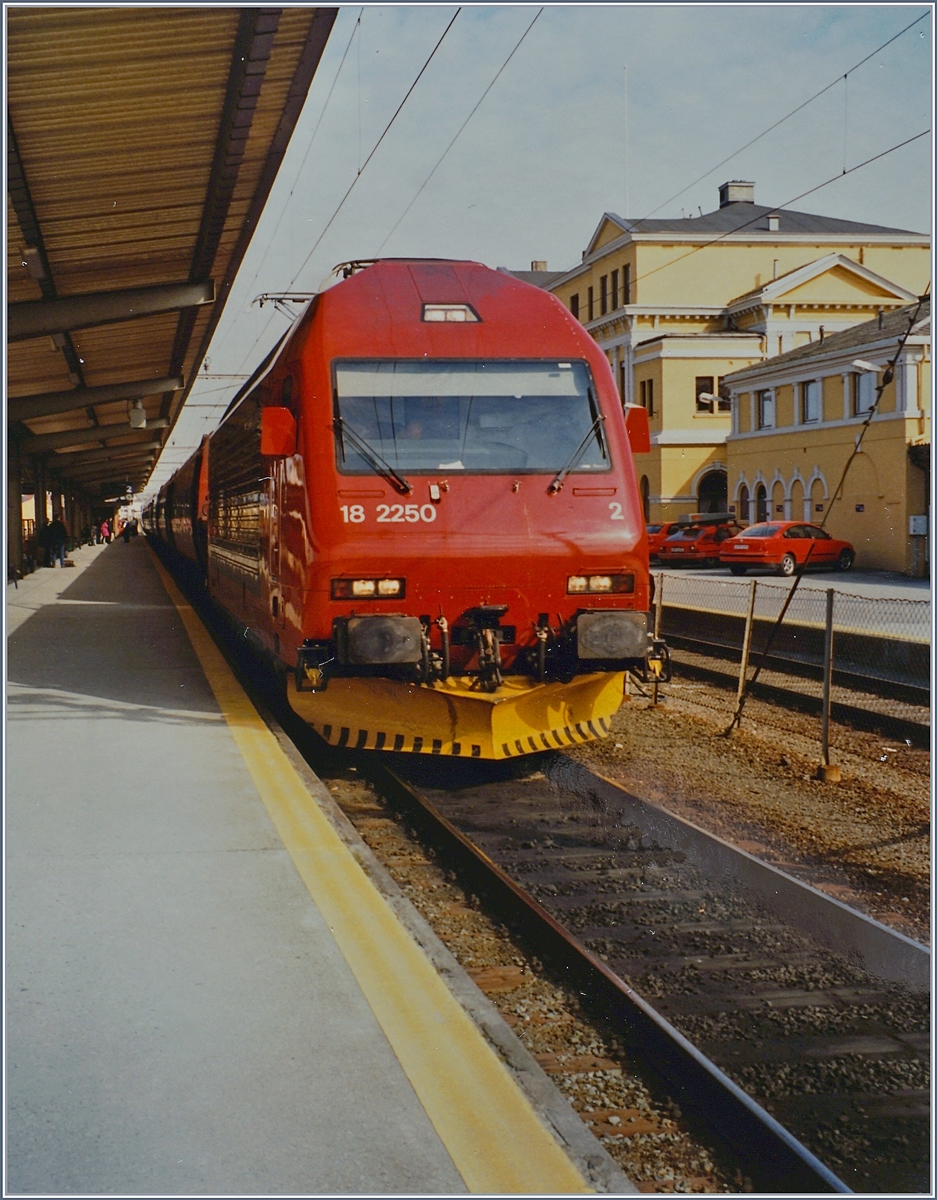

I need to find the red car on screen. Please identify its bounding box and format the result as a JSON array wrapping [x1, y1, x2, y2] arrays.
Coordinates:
[[719, 522, 855, 576], [656, 515, 743, 567], [646, 522, 681, 560]]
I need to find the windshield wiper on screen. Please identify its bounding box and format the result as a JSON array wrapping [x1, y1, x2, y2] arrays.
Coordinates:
[[547, 413, 606, 494], [333, 417, 412, 495]]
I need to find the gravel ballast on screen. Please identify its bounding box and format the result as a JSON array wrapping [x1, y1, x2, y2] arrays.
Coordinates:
[[572, 683, 929, 944]]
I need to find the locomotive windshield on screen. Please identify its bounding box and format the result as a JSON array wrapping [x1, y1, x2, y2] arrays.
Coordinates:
[[333, 360, 609, 474]]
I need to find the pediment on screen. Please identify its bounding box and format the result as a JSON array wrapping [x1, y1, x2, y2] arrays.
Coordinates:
[[775, 263, 915, 304], [585, 214, 629, 256], [728, 253, 917, 311]]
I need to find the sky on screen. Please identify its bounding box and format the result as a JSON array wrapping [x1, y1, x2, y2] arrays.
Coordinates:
[[144, 2, 933, 495]]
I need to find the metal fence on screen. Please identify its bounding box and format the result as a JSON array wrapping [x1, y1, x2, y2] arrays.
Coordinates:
[[654, 572, 930, 730]]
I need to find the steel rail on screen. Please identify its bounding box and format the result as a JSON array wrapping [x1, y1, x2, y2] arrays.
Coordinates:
[[663, 637, 929, 747], [369, 761, 852, 1195], [665, 629, 929, 708]]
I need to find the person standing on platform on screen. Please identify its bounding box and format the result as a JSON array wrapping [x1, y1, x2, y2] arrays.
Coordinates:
[[47, 516, 67, 568], [100, 519, 111, 544]]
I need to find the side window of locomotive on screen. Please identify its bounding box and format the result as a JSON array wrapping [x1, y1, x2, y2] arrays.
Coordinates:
[[208, 393, 264, 575], [333, 360, 609, 474]]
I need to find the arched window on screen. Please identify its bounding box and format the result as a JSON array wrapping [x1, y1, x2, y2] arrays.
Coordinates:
[[640, 476, 650, 523], [755, 483, 768, 523], [738, 484, 750, 525], [697, 469, 727, 514]]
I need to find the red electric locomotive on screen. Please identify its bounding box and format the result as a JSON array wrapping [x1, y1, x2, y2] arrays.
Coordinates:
[[145, 259, 663, 758]]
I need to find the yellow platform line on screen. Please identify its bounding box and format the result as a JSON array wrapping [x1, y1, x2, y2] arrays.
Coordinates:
[[149, 552, 590, 1195]]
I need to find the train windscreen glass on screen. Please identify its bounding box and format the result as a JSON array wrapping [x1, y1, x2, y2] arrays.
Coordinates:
[[334, 360, 608, 474]]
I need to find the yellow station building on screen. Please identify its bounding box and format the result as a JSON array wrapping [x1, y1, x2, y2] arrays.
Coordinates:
[[723, 299, 931, 576], [527, 182, 929, 524]]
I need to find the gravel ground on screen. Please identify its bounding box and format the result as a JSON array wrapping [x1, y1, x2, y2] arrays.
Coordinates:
[[311, 671, 929, 1192], [327, 771, 740, 1194], [571, 681, 930, 944]]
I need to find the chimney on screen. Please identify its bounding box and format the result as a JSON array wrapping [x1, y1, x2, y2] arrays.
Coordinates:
[[768, 213, 780, 232], [719, 180, 755, 207], [531, 260, 548, 272]]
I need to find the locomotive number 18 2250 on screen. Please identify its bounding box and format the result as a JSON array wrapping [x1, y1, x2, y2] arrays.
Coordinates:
[[340, 503, 438, 524]]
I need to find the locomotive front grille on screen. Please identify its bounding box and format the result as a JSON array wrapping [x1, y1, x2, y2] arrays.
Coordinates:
[[345, 615, 423, 664], [576, 610, 647, 660]]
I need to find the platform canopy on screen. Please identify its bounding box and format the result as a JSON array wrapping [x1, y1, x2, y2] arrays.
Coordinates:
[[7, 6, 337, 501]]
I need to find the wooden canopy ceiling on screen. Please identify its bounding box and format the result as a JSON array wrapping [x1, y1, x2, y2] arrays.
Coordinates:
[[7, 6, 337, 499]]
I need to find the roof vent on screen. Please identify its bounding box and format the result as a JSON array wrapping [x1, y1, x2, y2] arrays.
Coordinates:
[[719, 180, 755, 207], [768, 213, 780, 232], [531, 260, 548, 272]]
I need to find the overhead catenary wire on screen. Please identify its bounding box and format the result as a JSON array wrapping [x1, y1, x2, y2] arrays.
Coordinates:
[[632, 129, 930, 291], [151, 10, 928, 494], [630, 10, 929, 228], [285, 6, 461, 292], [723, 286, 931, 736], [377, 8, 544, 254], [215, 9, 363, 367], [229, 7, 462, 381]]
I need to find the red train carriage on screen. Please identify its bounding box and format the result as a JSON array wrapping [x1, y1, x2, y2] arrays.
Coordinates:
[[145, 259, 661, 758]]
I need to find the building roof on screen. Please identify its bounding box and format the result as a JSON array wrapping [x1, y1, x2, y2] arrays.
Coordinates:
[[498, 268, 566, 289], [633, 331, 762, 349], [723, 296, 931, 383], [603, 204, 927, 240]]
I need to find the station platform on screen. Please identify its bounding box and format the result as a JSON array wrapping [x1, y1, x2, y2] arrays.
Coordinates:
[[6, 542, 609, 1195]]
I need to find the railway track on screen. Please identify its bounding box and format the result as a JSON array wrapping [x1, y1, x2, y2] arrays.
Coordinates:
[[659, 636, 928, 747], [366, 754, 929, 1195], [164, 554, 929, 1193]]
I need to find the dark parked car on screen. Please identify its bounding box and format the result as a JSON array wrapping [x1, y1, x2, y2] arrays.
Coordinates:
[[657, 514, 744, 567]]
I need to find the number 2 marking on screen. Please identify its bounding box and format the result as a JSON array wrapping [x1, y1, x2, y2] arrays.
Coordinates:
[[609, 501, 624, 520]]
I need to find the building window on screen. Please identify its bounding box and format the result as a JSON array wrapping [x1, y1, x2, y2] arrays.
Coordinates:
[[611, 269, 619, 310], [695, 376, 716, 412], [802, 379, 820, 423], [755, 483, 768, 523], [640, 475, 650, 522], [623, 263, 632, 305], [716, 377, 731, 412], [853, 371, 876, 415], [587, 286, 594, 322], [757, 389, 774, 429], [600, 275, 608, 316], [570, 293, 579, 319], [738, 484, 750, 525], [639, 378, 655, 417]]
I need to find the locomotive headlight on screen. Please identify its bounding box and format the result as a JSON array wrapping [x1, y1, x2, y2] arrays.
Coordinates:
[[331, 577, 406, 599], [567, 573, 635, 595]]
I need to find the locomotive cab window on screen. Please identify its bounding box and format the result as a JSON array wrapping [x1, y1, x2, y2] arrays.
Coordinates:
[[332, 360, 609, 475]]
